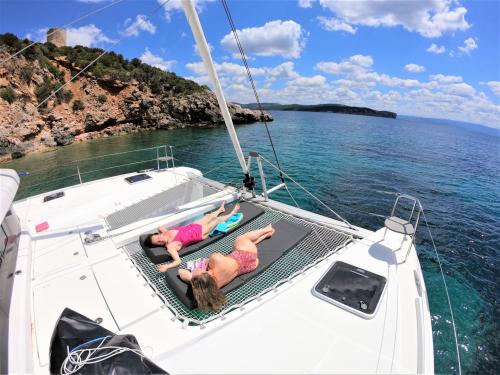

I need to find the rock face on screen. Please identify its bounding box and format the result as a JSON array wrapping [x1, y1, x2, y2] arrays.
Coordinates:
[[0, 45, 272, 160]]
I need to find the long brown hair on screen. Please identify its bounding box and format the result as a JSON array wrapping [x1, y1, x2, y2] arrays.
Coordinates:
[[191, 273, 226, 311]]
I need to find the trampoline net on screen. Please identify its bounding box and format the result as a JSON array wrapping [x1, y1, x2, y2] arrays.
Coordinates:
[[106, 179, 218, 230], [123, 203, 352, 324]]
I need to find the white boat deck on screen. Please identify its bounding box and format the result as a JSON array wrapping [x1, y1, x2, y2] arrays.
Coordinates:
[[9, 168, 433, 374]]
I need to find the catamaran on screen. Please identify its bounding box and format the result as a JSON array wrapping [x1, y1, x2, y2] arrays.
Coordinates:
[[1, 0, 437, 373]]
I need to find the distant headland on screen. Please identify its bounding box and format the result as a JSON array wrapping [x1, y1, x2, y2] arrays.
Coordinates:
[[242, 103, 397, 119]]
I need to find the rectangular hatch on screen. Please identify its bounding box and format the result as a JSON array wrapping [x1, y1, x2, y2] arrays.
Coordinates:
[[312, 261, 387, 319]]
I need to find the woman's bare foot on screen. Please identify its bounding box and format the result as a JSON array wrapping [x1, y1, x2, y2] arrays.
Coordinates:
[[219, 201, 226, 213], [157, 264, 170, 273], [230, 204, 240, 216], [264, 224, 275, 235]]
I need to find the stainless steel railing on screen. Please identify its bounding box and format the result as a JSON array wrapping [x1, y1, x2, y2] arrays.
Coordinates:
[[15, 145, 175, 199]]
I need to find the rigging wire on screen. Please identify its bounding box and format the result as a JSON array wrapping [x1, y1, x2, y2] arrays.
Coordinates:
[[421, 209, 462, 375], [259, 154, 355, 230], [0, 0, 126, 66], [220, 0, 285, 184], [7, 0, 172, 131]]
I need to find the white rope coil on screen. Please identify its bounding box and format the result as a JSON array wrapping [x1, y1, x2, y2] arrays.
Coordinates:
[[60, 336, 149, 375]]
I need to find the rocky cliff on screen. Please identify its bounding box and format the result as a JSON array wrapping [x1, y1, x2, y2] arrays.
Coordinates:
[[0, 34, 272, 160]]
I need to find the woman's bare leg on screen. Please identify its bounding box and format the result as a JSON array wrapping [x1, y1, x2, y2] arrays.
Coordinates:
[[200, 204, 240, 238], [234, 225, 274, 251], [240, 225, 274, 242], [196, 202, 226, 226]]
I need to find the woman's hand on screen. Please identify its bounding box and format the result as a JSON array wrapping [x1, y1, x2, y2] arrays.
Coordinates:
[[179, 269, 192, 283], [157, 263, 173, 273]]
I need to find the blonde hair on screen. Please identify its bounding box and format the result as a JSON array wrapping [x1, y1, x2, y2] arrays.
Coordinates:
[[191, 273, 226, 311]]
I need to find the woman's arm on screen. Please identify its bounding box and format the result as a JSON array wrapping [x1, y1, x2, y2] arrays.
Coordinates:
[[178, 269, 192, 283], [158, 226, 168, 234], [166, 242, 182, 268]]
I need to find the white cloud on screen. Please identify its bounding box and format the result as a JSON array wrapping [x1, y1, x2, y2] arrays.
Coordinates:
[[298, 0, 316, 8], [486, 81, 500, 96], [140, 48, 176, 71], [124, 15, 156, 37], [66, 24, 114, 47], [349, 54, 374, 67], [441, 82, 475, 96], [317, 0, 470, 38], [315, 54, 373, 76], [220, 20, 306, 58], [31, 25, 113, 47], [186, 55, 500, 129], [317, 16, 357, 34], [429, 74, 463, 83], [265, 62, 300, 82], [157, 0, 215, 21], [427, 43, 446, 54], [288, 75, 326, 87], [186, 61, 267, 82], [458, 37, 478, 55], [405, 63, 425, 73]]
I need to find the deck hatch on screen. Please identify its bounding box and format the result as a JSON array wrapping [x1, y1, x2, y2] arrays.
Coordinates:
[[43, 191, 64, 202], [123, 203, 352, 325], [312, 261, 386, 318], [124, 173, 152, 184]]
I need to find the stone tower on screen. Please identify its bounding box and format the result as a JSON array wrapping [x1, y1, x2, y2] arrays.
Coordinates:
[[47, 28, 66, 47]]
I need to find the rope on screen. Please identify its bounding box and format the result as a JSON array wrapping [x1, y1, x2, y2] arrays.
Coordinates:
[[60, 336, 150, 375], [259, 154, 355, 230], [0, 0, 126, 66], [421, 209, 462, 375], [8, 0, 172, 131], [220, 0, 285, 184]]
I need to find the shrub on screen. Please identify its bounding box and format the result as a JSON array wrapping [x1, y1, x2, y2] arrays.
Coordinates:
[[0, 87, 16, 104], [44, 60, 64, 82], [20, 66, 34, 83], [35, 78, 53, 108], [0, 33, 22, 51], [60, 90, 73, 104], [0, 33, 206, 96], [72, 99, 84, 111], [97, 94, 107, 104]]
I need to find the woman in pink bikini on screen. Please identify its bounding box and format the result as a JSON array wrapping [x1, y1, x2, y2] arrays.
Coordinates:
[[147, 202, 240, 273], [178, 224, 275, 311]]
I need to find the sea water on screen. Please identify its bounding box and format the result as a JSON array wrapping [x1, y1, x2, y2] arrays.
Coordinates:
[[3, 111, 499, 374]]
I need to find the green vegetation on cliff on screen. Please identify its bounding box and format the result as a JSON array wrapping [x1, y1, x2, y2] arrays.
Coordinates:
[[0, 33, 208, 95]]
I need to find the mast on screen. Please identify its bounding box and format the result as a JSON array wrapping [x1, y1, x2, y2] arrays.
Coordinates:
[[181, 0, 249, 177]]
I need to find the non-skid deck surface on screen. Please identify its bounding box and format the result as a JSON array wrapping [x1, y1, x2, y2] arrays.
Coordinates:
[[164, 219, 312, 309], [139, 202, 265, 264], [124, 204, 352, 323], [106, 180, 217, 230]]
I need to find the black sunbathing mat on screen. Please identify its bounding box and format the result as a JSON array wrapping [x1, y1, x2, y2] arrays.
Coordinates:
[[124, 203, 352, 323], [164, 219, 312, 309], [139, 202, 265, 264]]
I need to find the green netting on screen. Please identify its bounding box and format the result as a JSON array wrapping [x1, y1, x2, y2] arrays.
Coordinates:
[[123, 203, 352, 324]]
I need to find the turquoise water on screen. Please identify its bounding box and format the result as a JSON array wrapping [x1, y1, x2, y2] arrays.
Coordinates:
[[3, 111, 499, 374]]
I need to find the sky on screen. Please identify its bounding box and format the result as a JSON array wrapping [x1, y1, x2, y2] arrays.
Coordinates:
[[1, 0, 499, 129]]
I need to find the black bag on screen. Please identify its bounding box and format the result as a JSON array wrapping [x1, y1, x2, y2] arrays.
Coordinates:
[[49, 308, 167, 374]]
